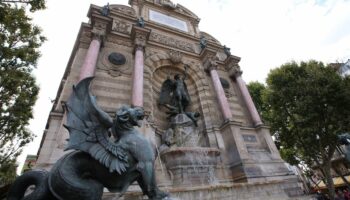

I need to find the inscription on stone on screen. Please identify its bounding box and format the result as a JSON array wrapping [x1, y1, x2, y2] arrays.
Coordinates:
[[149, 10, 188, 32], [242, 134, 257, 142]]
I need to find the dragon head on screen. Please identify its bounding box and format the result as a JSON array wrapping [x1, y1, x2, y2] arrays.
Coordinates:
[[115, 106, 145, 129]]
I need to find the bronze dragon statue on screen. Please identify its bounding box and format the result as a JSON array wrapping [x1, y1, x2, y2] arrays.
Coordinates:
[[7, 77, 169, 200]]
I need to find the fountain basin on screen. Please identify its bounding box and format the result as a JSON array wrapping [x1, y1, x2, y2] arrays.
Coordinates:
[[160, 147, 220, 167], [160, 147, 221, 186]]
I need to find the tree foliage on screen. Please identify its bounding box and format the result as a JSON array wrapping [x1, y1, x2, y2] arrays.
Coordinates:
[[0, 0, 45, 184], [252, 60, 350, 199], [0, 0, 45, 12], [247, 81, 270, 123]]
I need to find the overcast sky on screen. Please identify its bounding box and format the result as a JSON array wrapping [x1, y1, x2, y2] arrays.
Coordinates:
[[17, 0, 350, 171]]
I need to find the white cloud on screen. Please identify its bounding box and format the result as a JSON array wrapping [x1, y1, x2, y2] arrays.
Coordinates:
[[17, 0, 350, 172]]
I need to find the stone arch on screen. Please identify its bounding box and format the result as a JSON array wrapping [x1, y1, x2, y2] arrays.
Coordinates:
[[143, 52, 212, 146]]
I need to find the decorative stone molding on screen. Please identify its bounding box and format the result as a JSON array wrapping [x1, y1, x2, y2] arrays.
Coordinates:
[[168, 50, 183, 64], [200, 47, 219, 73], [112, 19, 132, 34], [90, 13, 111, 44], [203, 56, 220, 73], [91, 28, 106, 42], [161, 0, 176, 9], [131, 25, 151, 51], [100, 49, 132, 77], [106, 36, 133, 47], [149, 32, 195, 53], [227, 63, 242, 78], [225, 55, 242, 79]]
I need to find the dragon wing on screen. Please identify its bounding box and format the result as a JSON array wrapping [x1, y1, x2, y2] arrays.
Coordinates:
[[64, 77, 128, 174], [159, 78, 175, 106]]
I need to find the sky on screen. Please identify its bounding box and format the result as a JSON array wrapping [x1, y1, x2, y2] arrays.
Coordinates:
[[17, 0, 350, 172]]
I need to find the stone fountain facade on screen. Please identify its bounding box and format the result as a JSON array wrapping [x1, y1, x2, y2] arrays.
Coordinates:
[[35, 0, 304, 199]]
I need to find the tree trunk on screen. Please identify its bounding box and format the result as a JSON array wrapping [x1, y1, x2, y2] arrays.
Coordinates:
[[324, 161, 336, 200]]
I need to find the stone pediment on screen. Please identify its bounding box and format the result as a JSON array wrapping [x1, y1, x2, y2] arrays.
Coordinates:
[[109, 4, 136, 17], [174, 4, 200, 21], [200, 31, 221, 45], [129, 0, 200, 22]]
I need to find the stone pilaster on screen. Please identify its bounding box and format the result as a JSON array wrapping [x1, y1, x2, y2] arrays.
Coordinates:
[[226, 56, 263, 127], [78, 14, 111, 82], [201, 48, 232, 121], [130, 25, 151, 108]]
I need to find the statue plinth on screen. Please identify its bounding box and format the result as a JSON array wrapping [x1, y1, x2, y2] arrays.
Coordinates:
[[171, 113, 200, 147]]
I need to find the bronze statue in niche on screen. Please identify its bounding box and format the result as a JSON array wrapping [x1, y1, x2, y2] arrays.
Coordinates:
[[158, 65, 202, 149], [159, 64, 191, 114]]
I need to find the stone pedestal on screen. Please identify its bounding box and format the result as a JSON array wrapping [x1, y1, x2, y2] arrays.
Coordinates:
[[160, 147, 220, 186], [170, 114, 200, 147], [159, 113, 201, 150], [159, 114, 221, 186]]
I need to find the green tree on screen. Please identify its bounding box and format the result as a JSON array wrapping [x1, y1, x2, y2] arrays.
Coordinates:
[[0, 0, 45, 11], [247, 81, 269, 123], [264, 60, 350, 200], [0, 0, 45, 184]]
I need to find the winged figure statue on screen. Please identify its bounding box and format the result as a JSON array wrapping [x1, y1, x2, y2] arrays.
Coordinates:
[[159, 65, 191, 115], [8, 77, 169, 200]]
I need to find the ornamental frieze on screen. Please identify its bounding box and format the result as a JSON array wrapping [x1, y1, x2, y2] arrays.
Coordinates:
[[112, 19, 131, 34], [149, 32, 195, 53]]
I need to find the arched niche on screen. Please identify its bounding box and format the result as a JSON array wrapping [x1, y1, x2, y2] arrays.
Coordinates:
[[151, 65, 203, 132]]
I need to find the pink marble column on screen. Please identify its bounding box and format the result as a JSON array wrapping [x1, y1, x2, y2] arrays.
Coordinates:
[[235, 75, 263, 126], [209, 67, 232, 121], [131, 46, 144, 107], [78, 38, 101, 82]]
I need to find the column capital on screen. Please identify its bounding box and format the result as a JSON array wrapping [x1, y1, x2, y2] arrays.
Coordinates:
[[227, 63, 243, 79], [205, 56, 219, 72], [131, 25, 151, 51], [90, 12, 112, 43], [200, 47, 220, 73], [225, 55, 242, 79], [91, 28, 106, 42]]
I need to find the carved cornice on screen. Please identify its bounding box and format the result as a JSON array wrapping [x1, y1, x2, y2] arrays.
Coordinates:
[[131, 25, 151, 51]]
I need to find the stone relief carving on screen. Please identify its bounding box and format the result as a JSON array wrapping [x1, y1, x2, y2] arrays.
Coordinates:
[[168, 50, 183, 64], [150, 32, 195, 52], [100, 49, 132, 77], [134, 31, 148, 47], [226, 63, 242, 78], [112, 19, 131, 34], [108, 52, 126, 65]]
